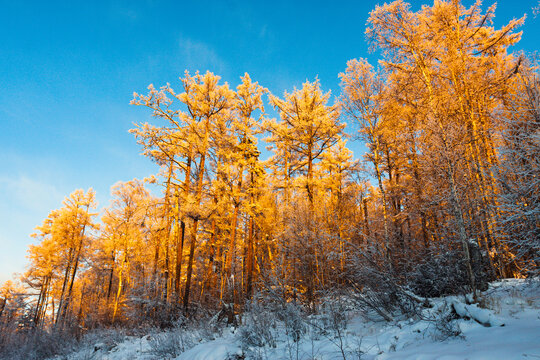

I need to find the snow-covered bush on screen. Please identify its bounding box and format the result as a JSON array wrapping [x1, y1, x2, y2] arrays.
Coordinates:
[[280, 302, 307, 343], [429, 301, 462, 341], [409, 246, 490, 298], [0, 328, 78, 360], [344, 247, 422, 321], [239, 301, 278, 349], [317, 297, 350, 337], [409, 250, 470, 298], [148, 329, 189, 358], [124, 295, 181, 329], [147, 314, 222, 359], [78, 327, 126, 353]]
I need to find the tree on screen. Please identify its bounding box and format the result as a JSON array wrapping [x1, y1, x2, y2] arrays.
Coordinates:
[[340, 59, 393, 259], [496, 57, 540, 275], [101, 180, 152, 322], [264, 80, 345, 306], [28, 189, 97, 329], [133, 71, 237, 311], [214, 73, 267, 305], [266, 79, 344, 206], [364, 0, 526, 295]]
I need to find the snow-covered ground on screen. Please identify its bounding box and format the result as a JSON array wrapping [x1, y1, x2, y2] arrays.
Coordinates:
[[59, 279, 540, 360]]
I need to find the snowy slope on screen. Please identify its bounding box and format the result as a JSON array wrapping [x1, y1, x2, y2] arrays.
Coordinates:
[[58, 279, 540, 360], [178, 279, 540, 360]]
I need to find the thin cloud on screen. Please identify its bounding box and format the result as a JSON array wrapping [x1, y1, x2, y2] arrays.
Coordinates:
[[108, 3, 139, 22], [0, 175, 63, 213], [0, 175, 64, 284], [177, 35, 227, 74]]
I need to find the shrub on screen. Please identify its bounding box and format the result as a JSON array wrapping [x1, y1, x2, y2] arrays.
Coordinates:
[[239, 302, 278, 349], [409, 246, 491, 298]]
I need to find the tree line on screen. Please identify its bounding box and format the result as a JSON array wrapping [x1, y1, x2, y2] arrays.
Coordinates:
[[1, 0, 538, 339]]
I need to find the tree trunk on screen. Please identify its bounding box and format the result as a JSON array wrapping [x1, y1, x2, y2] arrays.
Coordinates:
[[226, 164, 244, 304], [106, 251, 115, 301], [183, 218, 198, 312], [245, 212, 255, 300], [447, 156, 477, 301], [175, 153, 191, 300], [163, 160, 175, 303], [183, 152, 206, 312], [363, 197, 370, 240], [372, 140, 391, 261], [60, 212, 88, 326], [55, 247, 73, 326]]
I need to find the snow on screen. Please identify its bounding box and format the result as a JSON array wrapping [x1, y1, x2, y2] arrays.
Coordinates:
[[55, 278, 540, 360], [67, 335, 155, 360], [379, 305, 540, 360], [102, 336, 154, 360], [176, 336, 242, 360], [450, 300, 504, 327]]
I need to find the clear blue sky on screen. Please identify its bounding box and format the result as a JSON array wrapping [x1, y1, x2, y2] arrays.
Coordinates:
[[1, 0, 538, 283]]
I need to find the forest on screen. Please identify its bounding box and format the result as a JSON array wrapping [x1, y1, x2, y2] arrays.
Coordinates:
[[0, 1, 538, 359]]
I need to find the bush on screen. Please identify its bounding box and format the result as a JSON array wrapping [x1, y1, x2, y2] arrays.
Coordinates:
[[409, 246, 490, 298], [280, 302, 307, 343], [239, 302, 278, 349], [344, 249, 421, 321], [424, 301, 463, 341], [317, 297, 350, 337], [149, 329, 189, 358], [0, 328, 78, 360], [148, 314, 224, 359]]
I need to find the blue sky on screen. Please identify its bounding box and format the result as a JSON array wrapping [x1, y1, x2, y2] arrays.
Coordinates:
[[1, 0, 538, 283]]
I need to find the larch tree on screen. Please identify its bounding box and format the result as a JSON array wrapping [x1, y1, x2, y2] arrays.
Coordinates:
[[4, 0, 538, 341], [267, 79, 343, 207], [222, 73, 267, 304], [365, 0, 526, 295], [265, 79, 344, 305], [495, 57, 540, 274], [28, 189, 97, 329], [101, 180, 151, 322], [133, 71, 237, 312], [340, 59, 393, 260]]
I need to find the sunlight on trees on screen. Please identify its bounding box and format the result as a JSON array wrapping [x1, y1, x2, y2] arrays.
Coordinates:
[[1, 2, 537, 349]]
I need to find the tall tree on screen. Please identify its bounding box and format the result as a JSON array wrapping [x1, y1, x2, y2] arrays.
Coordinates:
[[29, 189, 97, 328], [267, 79, 343, 206]]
